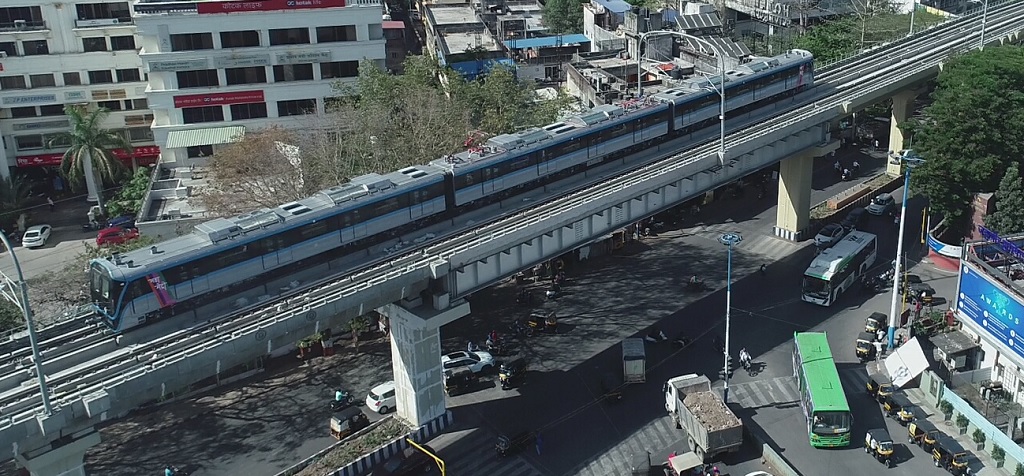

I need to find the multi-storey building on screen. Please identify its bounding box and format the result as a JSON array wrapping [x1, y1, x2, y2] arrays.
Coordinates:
[[131, 0, 387, 167], [0, 1, 157, 180]]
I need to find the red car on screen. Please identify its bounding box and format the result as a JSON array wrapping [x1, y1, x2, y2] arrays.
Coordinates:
[[96, 227, 140, 246]]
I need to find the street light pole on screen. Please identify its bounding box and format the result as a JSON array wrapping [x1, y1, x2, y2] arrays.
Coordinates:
[[886, 153, 925, 351], [719, 233, 742, 404], [636, 31, 727, 163], [909, 0, 916, 36], [0, 232, 53, 415], [980, 0, 989, 49]]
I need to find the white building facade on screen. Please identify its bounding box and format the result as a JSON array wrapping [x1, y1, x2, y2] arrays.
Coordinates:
[[0, 1, 157, 179], [131, 0, 386, 166]]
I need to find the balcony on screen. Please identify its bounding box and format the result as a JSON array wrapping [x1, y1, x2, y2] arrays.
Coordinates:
[[0, 20, 47, 32], [74, 18, 134, 28]]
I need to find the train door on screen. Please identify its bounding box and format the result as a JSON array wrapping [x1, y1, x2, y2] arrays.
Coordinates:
[[480, 166, 498, 195]]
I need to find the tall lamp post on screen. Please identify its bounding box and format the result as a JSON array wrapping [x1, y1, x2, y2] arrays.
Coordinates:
[[886, 151, 926, 351], [719, 232, 742, 404], [0, 232, 53, 415], [979, 0, 989, 49], [636, 30, 728, 164]]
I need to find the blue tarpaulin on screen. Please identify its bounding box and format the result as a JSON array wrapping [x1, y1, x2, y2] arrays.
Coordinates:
[[449, 58, 516, 79], [504, 34, 591, 49]]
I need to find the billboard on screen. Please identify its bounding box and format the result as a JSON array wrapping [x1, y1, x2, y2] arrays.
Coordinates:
[[957, 263, 1024, 359], [197, 0, 346, 14], [173, 90, 265, 108]]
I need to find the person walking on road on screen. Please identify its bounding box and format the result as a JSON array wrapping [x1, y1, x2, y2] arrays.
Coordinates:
[[47, 196, 54, 211], [535, 432, 542, 456], [874, 340, 884, 360]]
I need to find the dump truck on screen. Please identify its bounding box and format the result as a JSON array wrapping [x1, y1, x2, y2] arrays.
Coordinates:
[[622, 338, 646, 384], [664, 373, 743, 462]]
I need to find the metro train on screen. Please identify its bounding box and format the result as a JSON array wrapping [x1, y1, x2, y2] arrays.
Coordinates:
[[90, 49, 815, 332]]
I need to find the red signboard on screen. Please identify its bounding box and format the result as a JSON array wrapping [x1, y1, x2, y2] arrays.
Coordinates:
[[197, 0, 346, 14], [173, 90, 265, 108], [16, 147, 161, 167]]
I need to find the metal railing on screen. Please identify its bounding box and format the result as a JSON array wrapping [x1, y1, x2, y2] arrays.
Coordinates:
[[0, 21, 46, 32]]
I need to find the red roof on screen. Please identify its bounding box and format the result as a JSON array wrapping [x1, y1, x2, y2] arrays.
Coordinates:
[[383, 20, 404, 29]]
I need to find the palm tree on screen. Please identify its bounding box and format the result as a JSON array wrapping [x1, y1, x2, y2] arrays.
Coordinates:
[[48, 105, 132, 213], [0, 175, 31, 230]]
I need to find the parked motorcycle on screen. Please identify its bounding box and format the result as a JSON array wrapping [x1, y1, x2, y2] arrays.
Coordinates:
[[685, 280, 711, 292]]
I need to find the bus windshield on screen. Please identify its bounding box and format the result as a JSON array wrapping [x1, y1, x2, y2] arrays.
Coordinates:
[[801, 276, 829, 299], [811, 411, 852, 435]]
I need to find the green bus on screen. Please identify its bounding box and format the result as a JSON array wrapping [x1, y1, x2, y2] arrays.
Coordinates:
[[793, 332, 853, 448]]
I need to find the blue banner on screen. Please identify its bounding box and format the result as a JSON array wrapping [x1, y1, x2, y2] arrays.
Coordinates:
[[958, 263, 1024, 359]]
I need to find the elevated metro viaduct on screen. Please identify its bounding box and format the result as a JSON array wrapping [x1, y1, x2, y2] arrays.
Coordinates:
[[7, 17, 1024, 475]]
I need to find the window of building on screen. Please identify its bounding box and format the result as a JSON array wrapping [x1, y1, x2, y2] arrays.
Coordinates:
[[220, 30, 259, 48], [316, 26, 358, 43], [225, 66, 266, 85], [187, 145, 214, 158], [127, 127, 154, 142], [88, 70, 113, 84], [277, 99, 316, 117], [0, 42, 16, 57], [123, 98, 148, 110], [29, 73, 55, 88], [170, 33, 214, 52], [116, 68, 141, 82], [176, 69, 219, 88], [182, 105, 224, 123], [230, 102, 268, 120], [273, 64, 314, 82], [320, 61, 359, 79], [82, 37, 107, 52], [15, 134, 44, 151], [76, 2, 131, 22], [0, 7, 44, 29], [45, 133, 71, 148], [269, 28, 310, 46], [39, 104, 65, 116], [62, 73, 82, 87], [98, 100, 122, 111], [0, 75, 27, 90], [110, 35, 135, 51], [10, 107, 37, 118], [22, 40, 48, 55]]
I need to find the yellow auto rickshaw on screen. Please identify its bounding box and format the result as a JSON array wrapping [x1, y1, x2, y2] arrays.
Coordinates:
[[882, 392, 916, 425], [856, 332, 876, 362], [330, 406, 370, 440], [866, 372, 894, 402], [865, 428, 894, 468], [865, 312, 887, 333], [909, 420, 943, 452], [932, 435, 970, 475]]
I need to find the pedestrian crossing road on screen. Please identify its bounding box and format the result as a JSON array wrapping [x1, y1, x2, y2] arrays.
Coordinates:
[[682, 222, 807, 262], [429, 426, 545, 476], [566, 367, 875, 476]]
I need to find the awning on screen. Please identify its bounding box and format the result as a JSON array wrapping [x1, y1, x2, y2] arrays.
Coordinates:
[[165, 126, 245, 149]]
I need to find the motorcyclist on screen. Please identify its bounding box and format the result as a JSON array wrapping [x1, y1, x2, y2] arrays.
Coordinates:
[[165, 466, 176, 476], [689, 275, 699, 286], [852, 160, 861, 173], [335, 389, 345, 402]]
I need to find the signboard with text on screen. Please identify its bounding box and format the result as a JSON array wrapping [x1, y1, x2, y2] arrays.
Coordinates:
[[2, 94, 58, 106], [213, 54, 271, 69], [148, 58, 210, 73], [958, 262, 1024, 360], [173, 90, 265, 108], [16, 147, 161, 167], [197, 0, 346, 14]]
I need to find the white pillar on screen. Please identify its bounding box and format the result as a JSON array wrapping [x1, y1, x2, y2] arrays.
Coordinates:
[[16, 431, 100, 476], [773, 151, 814, 241], [887, 90, 917, 176], [0, 135, 12, 180]]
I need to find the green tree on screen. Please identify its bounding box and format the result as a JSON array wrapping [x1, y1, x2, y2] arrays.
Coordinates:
[[985, 163, 1024, 234], [106, 168, 152, 218], [911, 46, 1024, 237], [0, 299, 23, 334], [790, 10, 945, 64], [0, 175, 32, 229], [48, 105, 133, 213], [541, 0, 584, 35]]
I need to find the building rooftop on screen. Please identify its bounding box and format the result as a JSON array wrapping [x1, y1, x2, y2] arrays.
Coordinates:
[[139, 165, 212, 224], [591, 0, 631, 14], [504, 34, 590, 49], [429, 5, 481, 26], [965, 226, 1024, 299], [444, 31, 503, 54]]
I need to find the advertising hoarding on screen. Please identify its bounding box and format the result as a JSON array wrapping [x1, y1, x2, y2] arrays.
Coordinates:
[[958, 262, 1024, 359], [173, 90, 265, 108], [197, 0, 346, 14]]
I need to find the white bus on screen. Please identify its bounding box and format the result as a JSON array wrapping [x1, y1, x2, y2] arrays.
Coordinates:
[[801, 231, 878, 306]]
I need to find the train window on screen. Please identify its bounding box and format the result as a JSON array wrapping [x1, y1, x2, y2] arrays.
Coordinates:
[[164, 265, 191, 284], [368, 197, 403, 217], [459, 171, 477, 189], [260, 235, 285, 253], [215, 245, 251, 269], [507, 155, 533, 172], [298, 220, 330, 240], [126, 279, 151, 301]]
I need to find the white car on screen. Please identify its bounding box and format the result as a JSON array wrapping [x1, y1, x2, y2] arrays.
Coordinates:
[[814, 223, 846, 249], [366, 381, 396, 414], [21, 225, 52, 248], [866, 193, 896, 216], [441, 350, 495, 374]]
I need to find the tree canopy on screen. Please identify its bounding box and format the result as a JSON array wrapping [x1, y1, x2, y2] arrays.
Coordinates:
[[106, 168, 153, 218], [541, 0, 584, 35], [49, 105, 132, 210], [910, 46, 1024, 237], [785, 9, 946, 64], [985, 163, 1024, 235]]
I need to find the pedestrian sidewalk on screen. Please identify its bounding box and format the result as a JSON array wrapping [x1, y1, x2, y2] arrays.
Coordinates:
[[868, 361, 1008, 476]]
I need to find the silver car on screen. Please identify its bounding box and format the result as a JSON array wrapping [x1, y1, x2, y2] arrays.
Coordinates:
[[814, 223, 846, 249], [866, 193, 896, 216]]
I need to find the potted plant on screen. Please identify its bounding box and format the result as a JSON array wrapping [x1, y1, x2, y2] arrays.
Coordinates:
[[320, 328, 334, 356], [348, 315, 370, 351], [939, 400, 954, 420], [297, 338, 312, 360], [310, 332, 324, 356], [972, 428, 986, 450], [992, 444, 1006, 468], [955, 413, 969, 435]]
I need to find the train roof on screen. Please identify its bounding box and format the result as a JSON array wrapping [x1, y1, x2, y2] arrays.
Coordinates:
[[431, 49, 812, 172], [99, 164, 447, 273]]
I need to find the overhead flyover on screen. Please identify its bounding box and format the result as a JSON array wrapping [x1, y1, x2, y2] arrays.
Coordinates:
[[4, 2, 1024, 473]]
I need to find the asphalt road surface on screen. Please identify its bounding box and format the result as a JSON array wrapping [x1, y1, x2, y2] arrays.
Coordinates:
[[79, 144, 892, 476]]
